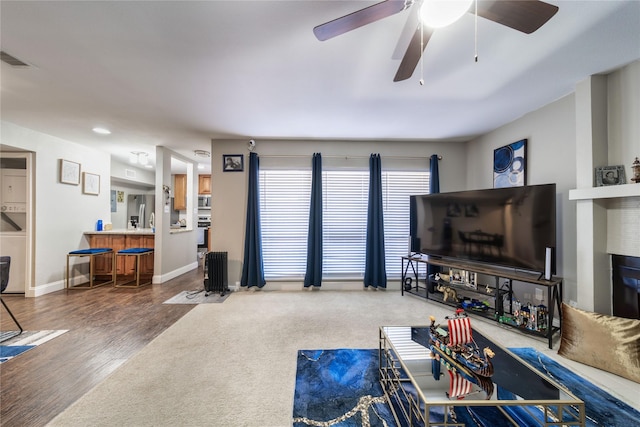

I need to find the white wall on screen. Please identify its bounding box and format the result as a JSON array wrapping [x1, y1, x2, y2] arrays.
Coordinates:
[[605, 60, 640, 257], [153, 146, 199, 283], [572, 62, 640, 313], [608, 60, 640, 168], [1, 124, 203, 295], [1, 121, 111, 296], [210, 138, 469, 288], [110, 159, 155, 186]]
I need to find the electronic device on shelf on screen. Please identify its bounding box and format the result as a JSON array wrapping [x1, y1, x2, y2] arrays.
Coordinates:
[[409, 183, 556, 275]]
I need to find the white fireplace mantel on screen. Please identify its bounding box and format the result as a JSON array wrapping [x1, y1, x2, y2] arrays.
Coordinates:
[[569, 183, 640, 200]]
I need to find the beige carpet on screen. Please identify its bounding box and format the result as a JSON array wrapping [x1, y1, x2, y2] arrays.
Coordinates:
[[46, 289, 635, 426]]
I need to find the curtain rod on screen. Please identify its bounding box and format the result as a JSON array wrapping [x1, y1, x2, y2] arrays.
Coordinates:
[[257, 154, 442, 160]]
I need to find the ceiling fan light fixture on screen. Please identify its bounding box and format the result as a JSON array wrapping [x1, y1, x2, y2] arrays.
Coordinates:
[[420, 0, 473, 29]]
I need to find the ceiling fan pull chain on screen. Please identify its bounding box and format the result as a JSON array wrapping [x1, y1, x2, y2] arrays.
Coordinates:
[[419, 21, 425, 85], [474, 0, 478, 62]]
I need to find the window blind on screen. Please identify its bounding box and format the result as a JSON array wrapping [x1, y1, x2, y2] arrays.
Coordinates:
[[259, 168, 429, 280]]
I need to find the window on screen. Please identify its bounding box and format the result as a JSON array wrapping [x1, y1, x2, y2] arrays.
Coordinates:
[[260, 170, 311, 278], [259, 168, 429, 280]]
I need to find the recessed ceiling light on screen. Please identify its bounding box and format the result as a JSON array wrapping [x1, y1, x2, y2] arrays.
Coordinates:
[[92, 127, 111, 135], [197, 164, 205, 170]]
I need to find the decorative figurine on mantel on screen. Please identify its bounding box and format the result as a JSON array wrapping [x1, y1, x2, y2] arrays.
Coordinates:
[[631, 157, 640, 184]]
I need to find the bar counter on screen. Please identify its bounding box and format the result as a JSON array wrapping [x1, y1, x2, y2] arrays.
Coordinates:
[[84, 230, 155, 277], [84, 228, 155, 235]]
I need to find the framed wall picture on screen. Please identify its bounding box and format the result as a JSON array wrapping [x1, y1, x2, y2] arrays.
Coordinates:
[[595, 165, 626, 186], [82, 172, 100, 195], [60, 159, 80, 185], [223, 154, 244, 172], [493, 139, 527, 188]]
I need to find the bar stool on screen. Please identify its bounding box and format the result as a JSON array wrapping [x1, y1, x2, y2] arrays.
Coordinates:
[[66, 248, 115, 289], [115, 248, 154, 288]]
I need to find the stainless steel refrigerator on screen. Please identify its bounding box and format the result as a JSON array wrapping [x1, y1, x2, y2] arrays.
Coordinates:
[[127, 194, 155, 228]]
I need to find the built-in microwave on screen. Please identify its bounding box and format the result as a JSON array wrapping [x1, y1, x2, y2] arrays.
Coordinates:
[[198, 195, 211, 208]]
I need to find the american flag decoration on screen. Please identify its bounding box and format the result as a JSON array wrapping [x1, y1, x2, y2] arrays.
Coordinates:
[[448, 317, 473, 346]]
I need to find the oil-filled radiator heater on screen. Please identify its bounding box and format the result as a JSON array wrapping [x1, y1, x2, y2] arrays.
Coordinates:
[[204, 251, 228, 296]]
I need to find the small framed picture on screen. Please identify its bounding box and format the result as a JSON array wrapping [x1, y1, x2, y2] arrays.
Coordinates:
[[223, 154, 244, 172], [60, 159, 80, 185], [82, 172, 100, 195], [595, 165, 626, 186]]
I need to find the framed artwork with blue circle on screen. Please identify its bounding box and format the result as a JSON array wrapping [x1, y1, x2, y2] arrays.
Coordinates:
[[493, 139, 527, 188]]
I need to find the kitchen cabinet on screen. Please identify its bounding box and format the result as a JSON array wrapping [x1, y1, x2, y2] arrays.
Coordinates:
[[87, 233, 154, 276], [111, 235, 127, 274], [88, 234, 115, 275], [124, 235, 154, 275], [198, 174, 211, 195], [174, 174, 187, 211]]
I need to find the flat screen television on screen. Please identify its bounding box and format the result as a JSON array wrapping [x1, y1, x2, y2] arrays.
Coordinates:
[[410, 184, 556, 274]]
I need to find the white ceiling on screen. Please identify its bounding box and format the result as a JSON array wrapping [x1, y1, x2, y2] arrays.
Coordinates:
[[1, 1, 639, 173]]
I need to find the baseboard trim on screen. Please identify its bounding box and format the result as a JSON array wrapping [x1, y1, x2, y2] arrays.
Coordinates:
[[28, 280, 65, 297], [154, 262, 198, 284]]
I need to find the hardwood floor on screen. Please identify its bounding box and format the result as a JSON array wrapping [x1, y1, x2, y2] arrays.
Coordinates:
[[0, 267, 204, 427]]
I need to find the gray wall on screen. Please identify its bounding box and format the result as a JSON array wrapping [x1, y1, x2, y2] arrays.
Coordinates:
[[210, 60, 639, 304], [465, 59, 640, 308], [210, 139, 469, 288], [466, 94, 578, 304]]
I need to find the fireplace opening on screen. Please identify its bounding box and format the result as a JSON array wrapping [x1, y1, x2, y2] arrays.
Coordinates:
[[612, 255, 640, 319]]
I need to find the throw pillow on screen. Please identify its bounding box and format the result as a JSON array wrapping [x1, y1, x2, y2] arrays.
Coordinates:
[[558, 303, 640, 384]]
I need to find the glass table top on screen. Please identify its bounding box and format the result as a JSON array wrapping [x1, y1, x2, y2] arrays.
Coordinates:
[[381, 326, 578, 404]]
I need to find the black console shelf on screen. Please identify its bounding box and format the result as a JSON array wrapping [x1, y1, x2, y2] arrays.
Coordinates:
[[401, 255, 563, 349]]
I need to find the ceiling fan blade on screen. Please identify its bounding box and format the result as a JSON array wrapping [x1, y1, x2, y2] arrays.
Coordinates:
[[392, 1, 422, 60], [475, 0, 559, 34], [313, 0, 411, 41], [394, 25, 434, 82]]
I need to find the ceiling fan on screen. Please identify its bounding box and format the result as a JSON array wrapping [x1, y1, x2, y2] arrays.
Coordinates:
[[313, 0, 559, 82]]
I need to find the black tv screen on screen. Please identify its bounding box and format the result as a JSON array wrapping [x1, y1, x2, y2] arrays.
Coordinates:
[[410, 184, 556, 273]]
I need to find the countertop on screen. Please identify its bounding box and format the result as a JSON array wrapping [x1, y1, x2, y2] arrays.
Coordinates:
[[84, 229, 155, 235]]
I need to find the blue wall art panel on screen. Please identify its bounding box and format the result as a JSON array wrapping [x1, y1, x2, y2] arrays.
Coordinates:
[[493, 139, 527, 188]]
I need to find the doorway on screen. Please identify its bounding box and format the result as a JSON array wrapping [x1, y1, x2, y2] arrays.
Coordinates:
[[0, 152, 33, 294]]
